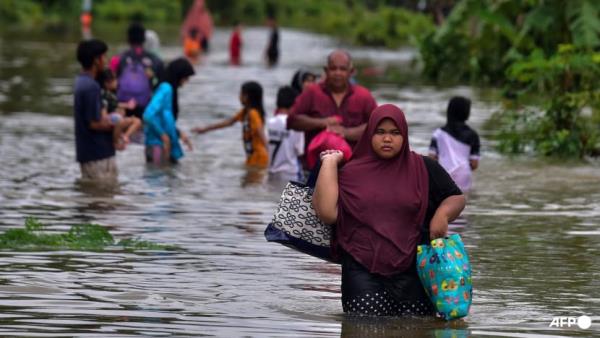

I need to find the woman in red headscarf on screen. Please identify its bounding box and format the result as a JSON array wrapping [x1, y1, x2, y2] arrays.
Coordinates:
[[313, 104, 465, 316]]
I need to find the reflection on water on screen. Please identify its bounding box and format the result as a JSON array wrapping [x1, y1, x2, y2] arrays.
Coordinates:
[[0, 23, 598, 336]]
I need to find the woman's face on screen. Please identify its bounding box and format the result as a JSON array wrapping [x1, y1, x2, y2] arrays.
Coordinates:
[[371, 118, 403, 159]]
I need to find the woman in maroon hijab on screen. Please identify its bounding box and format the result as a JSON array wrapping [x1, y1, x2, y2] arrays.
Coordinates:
[[313, 104, 465, 316]]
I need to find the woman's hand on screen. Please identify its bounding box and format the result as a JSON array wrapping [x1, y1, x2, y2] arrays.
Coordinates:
[[180, 131, 193, 151], [320, 149, 344, 165], [429, 213, 448, 240]]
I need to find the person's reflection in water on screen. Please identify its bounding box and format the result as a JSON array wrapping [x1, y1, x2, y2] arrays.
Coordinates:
[[241, 167, 266, 187], [340, 315, 470, 338], [74, 178, 121, 214], [141, 166, 179, 232]]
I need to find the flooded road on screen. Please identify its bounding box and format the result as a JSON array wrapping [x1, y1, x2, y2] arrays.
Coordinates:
[[0, 23, 598, 337]]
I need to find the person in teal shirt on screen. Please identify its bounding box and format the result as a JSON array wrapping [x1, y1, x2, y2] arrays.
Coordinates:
[[143, 58, 195, 164]]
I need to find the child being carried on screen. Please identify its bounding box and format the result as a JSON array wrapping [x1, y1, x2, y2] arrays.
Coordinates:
[[99, 69, 142, 150]]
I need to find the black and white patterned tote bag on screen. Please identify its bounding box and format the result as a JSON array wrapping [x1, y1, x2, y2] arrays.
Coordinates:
[[264, 181, 336, 262]]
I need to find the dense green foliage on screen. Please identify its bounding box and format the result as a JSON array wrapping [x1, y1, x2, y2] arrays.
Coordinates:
[[0, 0, 434, 48], [493, 45, 600, 157], [0, 217, 177, 251], [0, 0, 76, 27], [207, 0, 434, 47], [419, 0, 600, 158], [419, 0, 600, 84]]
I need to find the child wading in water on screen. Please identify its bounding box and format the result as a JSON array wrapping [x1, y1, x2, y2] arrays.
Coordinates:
[[192, 81, 269, 168], [99, 69, 142, 150], [429, 96, 481, 193], [143, 58, 195, 165], [267, 86, 304, 180]]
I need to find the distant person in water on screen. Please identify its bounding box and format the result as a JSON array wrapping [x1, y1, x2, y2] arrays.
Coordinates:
[[143, 58, 195, 165], [287, 50, 377, 167], [267, 86, 304, 180], [74, 39, 119, 181], [291, 69, 317, 94], [429, 96, 481, 193], [98, 69, 141, 150], [144, 29, 162, 58], [192, 81, 269, 168], [265, 16, 279, 67], [229, 21, 242, 66], [117, 22, 164, 119], [184, 27, 202, 64]]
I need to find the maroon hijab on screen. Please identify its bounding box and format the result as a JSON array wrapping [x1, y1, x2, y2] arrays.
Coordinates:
[[336, 104, 429, 276]]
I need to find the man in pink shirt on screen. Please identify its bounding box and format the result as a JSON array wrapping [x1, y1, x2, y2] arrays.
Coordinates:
[[287, 50, 377, 151]]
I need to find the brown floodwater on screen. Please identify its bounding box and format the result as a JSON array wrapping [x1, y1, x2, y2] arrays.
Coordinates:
[[0, 22, 598, 337]]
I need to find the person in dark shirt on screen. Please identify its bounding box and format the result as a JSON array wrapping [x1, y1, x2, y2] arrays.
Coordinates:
[[265, 16, 279, 67], [74, 39, 118, 180], [312, 104, 465, 316]]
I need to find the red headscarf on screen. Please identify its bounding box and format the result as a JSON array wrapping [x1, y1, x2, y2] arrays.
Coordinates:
[[336, 104, 429, 276]]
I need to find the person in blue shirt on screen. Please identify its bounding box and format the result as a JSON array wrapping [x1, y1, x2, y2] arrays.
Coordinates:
[[143, 58, 195, 165], [74, 39, 119, 181]]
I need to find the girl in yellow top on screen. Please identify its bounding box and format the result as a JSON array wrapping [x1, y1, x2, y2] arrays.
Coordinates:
[[192, 81, 269, 168]]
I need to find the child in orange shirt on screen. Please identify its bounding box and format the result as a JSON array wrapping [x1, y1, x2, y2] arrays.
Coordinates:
[[192, 81, 268, 168], [183, 28, 201, 63]]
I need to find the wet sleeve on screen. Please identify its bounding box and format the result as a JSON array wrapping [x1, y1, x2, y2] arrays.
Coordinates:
[[470, 131, 481, 160], [423, 156, 462, 205], [287, 89, 313, 129], [143, 84, 168, 136]]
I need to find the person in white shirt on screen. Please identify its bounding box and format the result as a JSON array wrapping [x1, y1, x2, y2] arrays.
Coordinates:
[[429, 96, 481, 193], [267, 86, 305, 181]]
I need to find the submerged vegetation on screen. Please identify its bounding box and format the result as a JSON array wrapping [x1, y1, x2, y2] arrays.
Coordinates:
[[0, 217, 177, 251], [419, 0, 600, 158]]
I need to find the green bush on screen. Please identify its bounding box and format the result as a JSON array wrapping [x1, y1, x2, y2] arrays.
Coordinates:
[[492, 46, 600, 158], [95, 0, 181, 22], [0, 0, 43, 26]]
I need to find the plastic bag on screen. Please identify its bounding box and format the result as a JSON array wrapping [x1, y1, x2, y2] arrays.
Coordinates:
[[416, 234, 472, 320]]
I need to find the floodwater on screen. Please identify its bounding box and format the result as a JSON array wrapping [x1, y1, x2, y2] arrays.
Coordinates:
[[0, 22, 598, 337]]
